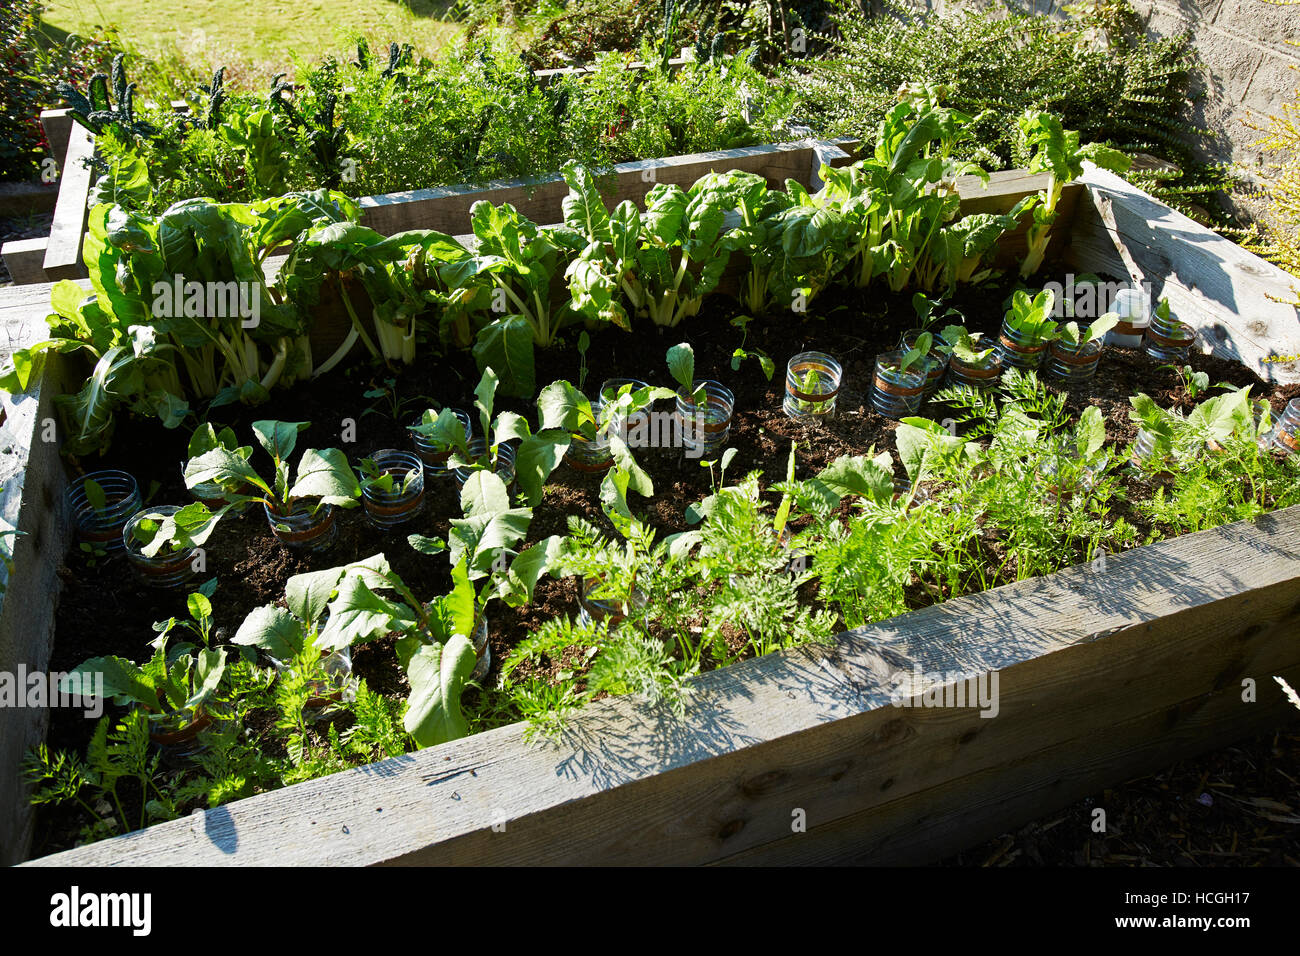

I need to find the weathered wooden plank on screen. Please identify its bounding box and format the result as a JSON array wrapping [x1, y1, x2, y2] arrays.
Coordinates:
[[533, 55, 691, 86], [39, 110, 73, 175], [24, 505, 1300, 866], [1067, 164, 1300, 384], [0, 295, 74, 865], [2, 238, 49, 286], [714, 589, 1300, 865], [358, 142, 818, 236], [0, 281, 73, 337], [42, 124, 94, 281]]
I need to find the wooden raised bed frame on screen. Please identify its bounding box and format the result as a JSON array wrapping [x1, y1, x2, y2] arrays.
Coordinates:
[[0, 147, 1298, 866]]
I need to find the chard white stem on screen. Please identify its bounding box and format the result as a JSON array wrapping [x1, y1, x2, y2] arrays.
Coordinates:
[[314, 327, 359, 378], [260, 338, 289, 390]]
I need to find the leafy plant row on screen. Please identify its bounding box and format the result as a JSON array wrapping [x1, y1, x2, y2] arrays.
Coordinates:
[[66, 31, 794, 215], [3, 87, 1127, 455], [27, 362, 1299, 847]]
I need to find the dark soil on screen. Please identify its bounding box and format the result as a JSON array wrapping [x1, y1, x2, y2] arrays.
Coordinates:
[[37, 264, 1300, 858], [946, 727, 1300, 867]]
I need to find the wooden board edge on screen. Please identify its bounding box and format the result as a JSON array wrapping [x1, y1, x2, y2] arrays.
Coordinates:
[[42, 124, 93, 281], [1068, 164, 1300, 385], [22, 504, 1300, 866]]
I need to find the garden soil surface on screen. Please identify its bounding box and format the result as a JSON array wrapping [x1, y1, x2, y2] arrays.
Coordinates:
[[35, 264, 1300, 858]]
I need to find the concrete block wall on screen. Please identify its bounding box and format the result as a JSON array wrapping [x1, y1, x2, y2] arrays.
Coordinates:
[[1133, 0, 1300, 176], [899, 0, 1296, 177]]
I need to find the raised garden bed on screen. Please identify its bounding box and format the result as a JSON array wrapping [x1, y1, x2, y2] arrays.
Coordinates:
[[2, 118, 1299, 865], [0, 128, 850, 286]]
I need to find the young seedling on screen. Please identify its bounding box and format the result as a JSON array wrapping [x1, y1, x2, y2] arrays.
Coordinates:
[[182, 420, 361, 535], [577, 330, 591, 392], [358, 457, 422, 496], [941, 325, 997, 366], [1057, 312, 1120, 349], [1003, 289, 1060, 346], [1158, 364, 1211, 399], [409, 407, 471, 455], [667, 342, 708, 405], [898, 332, 933, 374], [362, 377, 435, 423], [912, 293, 964, 331], [127, 504, 224, 559], [729, 314, 775, 380]]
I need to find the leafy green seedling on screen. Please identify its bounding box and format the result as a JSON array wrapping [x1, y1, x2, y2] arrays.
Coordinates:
[[941, 324, 997, 366], [358, 458, 421, 495], [667, 342, 707, 405], [898, 332, 933, 374], [1057, 312, 1120, 349]]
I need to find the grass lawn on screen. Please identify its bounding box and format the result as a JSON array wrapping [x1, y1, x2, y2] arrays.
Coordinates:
[[37, 0, 468, 74]]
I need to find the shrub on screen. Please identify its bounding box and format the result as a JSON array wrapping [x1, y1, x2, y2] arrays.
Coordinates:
[[790, 0, 1234, 222], [82, 31, 795, 212], [0, 0, 114, 181]]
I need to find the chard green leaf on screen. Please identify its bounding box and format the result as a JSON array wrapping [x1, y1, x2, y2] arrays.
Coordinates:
[[183, 647, 227, 712], [231, 604, 305, 659], [317, 574, 418, 651], [288, 447, 361, 507], [492, 411, 532, 446], [560, 162, 612, 244], [403, 633, 476, 747], [896, 417, 969, 483], [815, 454, 895, 504], [600, 467, 634, 536], [473, 316, 535, 398], [1075, 406, 1106, 461], [284, 553, 392, 624], [409, 408, 471, 454], [666, 342, 695, 391], [608, 432, 653, 498], [497, 535, 564, 608], [448, 508, 534, 578], [443, 556, 477, 646], [252, 420, 308, 463], [460, 469, 512, 518], [537, 379, 593, 432], [408, 534, 447, 556], [59, 656, 155, 709], [514, 432, 571, 507], [184, 446, 270, 497], [136, 501, 225, 558]]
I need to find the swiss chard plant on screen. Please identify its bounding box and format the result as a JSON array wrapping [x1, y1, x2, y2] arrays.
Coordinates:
[[1017, 110, 1130, 277], [60, 629, 228, 720], [440, 200, 575, 398], [187, 423, 254, 500], [358, 457, 422, 496], [941, 324, 997, 367], [1056, 312, 1120, 350], [0, 190, 355, 453], [430, 367, 574, 507], [1128, 385, 1261, 464], [559, 163, 746, 329], [233, 553, 479, 748], [281, 218, 475, 370], [818, 85, 995, 293], [182, 419, 361, 521], [1002, 288, 1060, 346], [126, 504, 224, 559]]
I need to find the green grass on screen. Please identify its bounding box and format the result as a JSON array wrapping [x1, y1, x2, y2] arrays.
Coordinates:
[[38, 0, 467, 77]]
